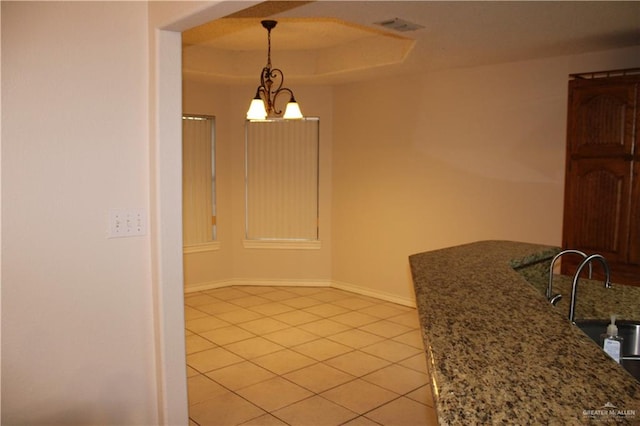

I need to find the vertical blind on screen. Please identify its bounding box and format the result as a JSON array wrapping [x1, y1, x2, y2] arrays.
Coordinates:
[[182, 116, 215, 245], [246, 119, 319, 240]]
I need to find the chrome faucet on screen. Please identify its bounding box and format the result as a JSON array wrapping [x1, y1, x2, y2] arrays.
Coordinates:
[[546, 249, 592, 305], [548, 293, 563, 306], [568, 254, 612, 323]]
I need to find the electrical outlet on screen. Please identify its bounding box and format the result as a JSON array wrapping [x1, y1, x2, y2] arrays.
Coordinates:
[[108, 209, 147, 238]]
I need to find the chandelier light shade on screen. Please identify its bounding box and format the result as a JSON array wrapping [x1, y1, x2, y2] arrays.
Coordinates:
[[246, 20, 303, 120]]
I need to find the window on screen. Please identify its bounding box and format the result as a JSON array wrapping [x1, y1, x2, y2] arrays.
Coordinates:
[[182, 115, 217, 251], [245, 118, 319, 246]]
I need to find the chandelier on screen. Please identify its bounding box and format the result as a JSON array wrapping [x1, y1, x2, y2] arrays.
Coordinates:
[[246, 20, 303, 120]]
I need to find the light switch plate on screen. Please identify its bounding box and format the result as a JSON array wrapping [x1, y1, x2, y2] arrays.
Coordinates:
[[108, 208, 147, 238]]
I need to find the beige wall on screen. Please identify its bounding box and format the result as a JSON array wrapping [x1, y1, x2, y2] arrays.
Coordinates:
[[182, 81, 333, 290], [332, 47, 640, 302], [2, 2, 157, 424]]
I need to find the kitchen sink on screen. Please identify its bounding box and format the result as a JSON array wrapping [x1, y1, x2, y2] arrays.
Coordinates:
[[575, 319, 640, 381]]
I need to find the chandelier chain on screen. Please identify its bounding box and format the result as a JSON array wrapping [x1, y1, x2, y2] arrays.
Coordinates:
[[267, 25, 272, 69]]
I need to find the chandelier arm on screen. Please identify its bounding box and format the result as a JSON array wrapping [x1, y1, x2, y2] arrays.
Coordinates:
[[267, 68, 284, 90], [274, 87, 295, 102], [269, 87, 295, 116], [260, 67, 289, 115]]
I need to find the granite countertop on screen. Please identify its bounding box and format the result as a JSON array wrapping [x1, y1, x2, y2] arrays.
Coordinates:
[[409, 240, 640, 425]]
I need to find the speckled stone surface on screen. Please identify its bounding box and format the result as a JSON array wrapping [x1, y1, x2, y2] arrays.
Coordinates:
[[409, 240, 640, 425]]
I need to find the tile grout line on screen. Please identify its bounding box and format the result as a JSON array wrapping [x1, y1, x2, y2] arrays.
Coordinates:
[[186, 286, 435, 426]]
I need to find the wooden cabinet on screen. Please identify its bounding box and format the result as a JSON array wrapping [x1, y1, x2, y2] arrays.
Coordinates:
[[562, 69, 640, 285]]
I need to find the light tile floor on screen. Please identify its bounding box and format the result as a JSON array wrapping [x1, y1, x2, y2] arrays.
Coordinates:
[[185, 286, 438, 426]]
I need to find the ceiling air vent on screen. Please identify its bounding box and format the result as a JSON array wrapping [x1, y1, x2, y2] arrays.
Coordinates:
[[375, 17, 424, 32]]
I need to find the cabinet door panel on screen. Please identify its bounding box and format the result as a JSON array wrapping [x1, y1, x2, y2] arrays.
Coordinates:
[[567, 81, 637, 158], [563, 159, 632, 263]]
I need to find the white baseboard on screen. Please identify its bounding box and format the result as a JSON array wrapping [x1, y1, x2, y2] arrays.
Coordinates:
[[184, 280, 233, 293], [185, 278, 416, 308], [330, 280, 416, 307], [184, 278, 331, 294]]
